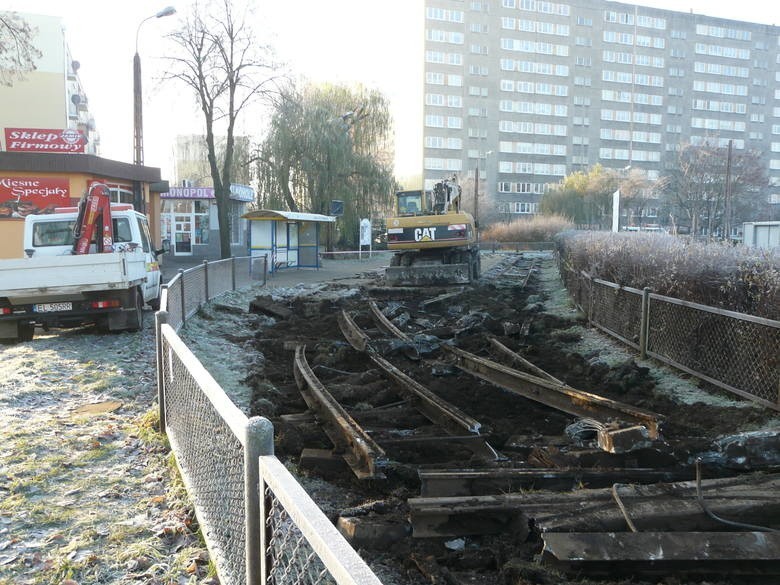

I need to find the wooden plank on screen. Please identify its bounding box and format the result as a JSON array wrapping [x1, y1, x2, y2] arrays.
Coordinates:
[[410, 474, 780, 534], [541, 532, 780, 576], [418, 468, 700, 497]]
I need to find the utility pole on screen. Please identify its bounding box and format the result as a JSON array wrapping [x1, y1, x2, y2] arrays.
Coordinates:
[[724, 139, 733, 242], [474, 163, 480, 241]]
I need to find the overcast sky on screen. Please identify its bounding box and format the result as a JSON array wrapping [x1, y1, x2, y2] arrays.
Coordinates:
[[4, 0, 778, 180]]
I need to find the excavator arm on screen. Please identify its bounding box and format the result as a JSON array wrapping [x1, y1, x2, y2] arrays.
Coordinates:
[[72, 183, 114, 255]]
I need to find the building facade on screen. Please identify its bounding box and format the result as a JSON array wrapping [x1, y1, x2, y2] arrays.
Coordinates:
[[0, 13, 99, 155], [160, 135, 254, 259], [423, 0, 780, 224]]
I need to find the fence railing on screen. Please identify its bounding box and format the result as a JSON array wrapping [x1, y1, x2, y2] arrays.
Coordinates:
[[155, 256, 383, 585], [560, 265, 780, 411]]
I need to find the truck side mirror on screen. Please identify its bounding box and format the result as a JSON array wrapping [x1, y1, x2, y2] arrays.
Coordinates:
[[155, 239, 170, 258]]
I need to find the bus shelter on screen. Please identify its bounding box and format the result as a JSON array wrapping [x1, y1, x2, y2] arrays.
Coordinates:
[[242, 209, 335, 273]]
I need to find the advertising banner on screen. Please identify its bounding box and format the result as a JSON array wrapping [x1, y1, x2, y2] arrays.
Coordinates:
[[0, 176, 71, 217], [4, 128, 88, 153]]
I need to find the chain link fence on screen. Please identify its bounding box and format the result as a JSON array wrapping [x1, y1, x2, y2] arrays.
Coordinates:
[[155, 256, 383, 585], [560, 266, 780, 410]]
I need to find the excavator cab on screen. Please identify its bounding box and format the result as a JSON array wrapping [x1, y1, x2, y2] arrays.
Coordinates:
[[396, 190, 424, 216]]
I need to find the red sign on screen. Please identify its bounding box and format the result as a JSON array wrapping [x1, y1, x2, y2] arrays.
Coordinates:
[[0, 177, 71, 218], [4, 128, 87, 153]]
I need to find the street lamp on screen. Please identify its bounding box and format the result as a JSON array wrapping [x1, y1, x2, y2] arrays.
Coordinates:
[[133, 6, 176, 165]]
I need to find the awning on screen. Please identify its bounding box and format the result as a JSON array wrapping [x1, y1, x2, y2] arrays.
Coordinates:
[[242, 209, 336, 223]]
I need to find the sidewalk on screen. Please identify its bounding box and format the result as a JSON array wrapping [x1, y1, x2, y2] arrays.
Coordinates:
[[160, 252, 393, 286]]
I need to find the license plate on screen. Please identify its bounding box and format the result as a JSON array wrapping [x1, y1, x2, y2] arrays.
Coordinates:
[[33, 302, 73, 313]]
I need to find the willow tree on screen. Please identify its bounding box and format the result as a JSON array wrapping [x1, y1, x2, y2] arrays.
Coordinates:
[[0, 11, 41, 86], [166, 0, 277, 258], [541, 164, 616, 228], [257, 83, 396, 248]]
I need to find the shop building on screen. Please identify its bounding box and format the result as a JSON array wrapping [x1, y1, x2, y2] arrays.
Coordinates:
[[0, 152, 164, 259], [160, 184, 254, 259]]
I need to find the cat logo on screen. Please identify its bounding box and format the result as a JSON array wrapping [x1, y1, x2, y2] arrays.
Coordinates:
[[414, 227, 436, 242]]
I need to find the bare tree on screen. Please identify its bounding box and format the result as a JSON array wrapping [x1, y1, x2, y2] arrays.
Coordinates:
[[662, 142, 766, 237], [166, 0, 277, 258], [0, 11, 41, 87]]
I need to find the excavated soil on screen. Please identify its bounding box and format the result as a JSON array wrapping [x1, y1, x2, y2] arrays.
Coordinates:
[[242, 254, 778, 585]]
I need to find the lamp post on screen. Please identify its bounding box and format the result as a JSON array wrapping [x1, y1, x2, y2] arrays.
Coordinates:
[[133, 6, 176, 166]]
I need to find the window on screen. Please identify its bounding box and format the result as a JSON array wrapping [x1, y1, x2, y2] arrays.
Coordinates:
[[513, 202, 538, 214]]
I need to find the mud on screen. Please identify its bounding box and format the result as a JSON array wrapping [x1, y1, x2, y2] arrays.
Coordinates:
[[242, 254, 778, 585]]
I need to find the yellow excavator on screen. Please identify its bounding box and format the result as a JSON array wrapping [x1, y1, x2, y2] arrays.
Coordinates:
[[385, 177, 480, 286]]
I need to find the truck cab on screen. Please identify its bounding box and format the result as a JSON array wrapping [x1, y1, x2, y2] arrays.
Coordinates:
[[0, 204, 164, 342], [22, 205, 164, 306]]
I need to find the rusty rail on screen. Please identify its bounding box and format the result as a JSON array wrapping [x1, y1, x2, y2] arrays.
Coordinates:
[[444, 345, 662, 438], [338, 309, 501, 460], [293, 344, 387, 479], [368, 300, 411, 341]]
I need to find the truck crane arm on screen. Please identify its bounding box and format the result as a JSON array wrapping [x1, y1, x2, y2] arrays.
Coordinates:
[[72, 183, 114, 255]]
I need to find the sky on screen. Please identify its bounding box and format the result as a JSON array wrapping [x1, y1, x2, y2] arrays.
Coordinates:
[[3, 0, 778, 181]]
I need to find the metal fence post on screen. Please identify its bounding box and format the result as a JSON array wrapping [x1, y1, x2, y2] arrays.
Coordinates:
[[583, 271, 594, 326], [263, 256, 268, 287], [639, 287, 651, 359], [232, 256, 237, 291], [155, 308, 169, 433], [179, 269, 186, 327], [203, 259, 209, 300], [245, 416, 274, 585]]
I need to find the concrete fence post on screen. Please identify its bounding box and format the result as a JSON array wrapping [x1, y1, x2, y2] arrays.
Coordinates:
[[155, 307, 169, 434], [178, 269, 186, 327], [639, 287, 651, 359], [244, 417, 275, 585], [203, 260, 209, 301]]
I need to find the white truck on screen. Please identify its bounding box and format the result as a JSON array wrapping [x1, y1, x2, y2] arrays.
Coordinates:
[[0, 200, 164, 342]]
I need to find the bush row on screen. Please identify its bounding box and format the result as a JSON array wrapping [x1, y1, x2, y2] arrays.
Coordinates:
[[555, 230, 780, 320]]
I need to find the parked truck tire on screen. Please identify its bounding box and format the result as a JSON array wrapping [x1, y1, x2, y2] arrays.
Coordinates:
[[17, 322, 35, 342], [128, 287, 144, 332], [148, 282, 161, 311]]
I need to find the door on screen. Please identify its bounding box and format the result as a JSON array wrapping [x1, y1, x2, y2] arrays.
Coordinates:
[[173, 214, 193, 255]]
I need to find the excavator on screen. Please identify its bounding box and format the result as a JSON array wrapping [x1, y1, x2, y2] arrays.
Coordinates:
[[385, 177, 480, 286]]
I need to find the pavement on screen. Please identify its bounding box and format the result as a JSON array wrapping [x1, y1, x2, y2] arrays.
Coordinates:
[[160, 252, 393, 287]]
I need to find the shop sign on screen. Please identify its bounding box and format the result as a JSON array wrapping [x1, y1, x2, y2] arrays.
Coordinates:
[[229, 184, 254, 202], [4, 128, 87, 153], [161, 187, 215, 199], [0, 176, 71, 217], [161, 184, 255, 202]]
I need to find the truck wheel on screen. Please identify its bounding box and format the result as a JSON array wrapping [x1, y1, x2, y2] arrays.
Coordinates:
[[18, 323, 35, 342], [128, 288, 144, 332], [148, 283, 161, 311]]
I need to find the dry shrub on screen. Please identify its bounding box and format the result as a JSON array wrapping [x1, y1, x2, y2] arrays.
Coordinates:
[[556, 230, 780, 319], [482, 215, 574, 242]]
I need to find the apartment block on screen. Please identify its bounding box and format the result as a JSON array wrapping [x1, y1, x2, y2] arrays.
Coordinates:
[[423, 0, 780, 220], [0, 13, 99, 155]]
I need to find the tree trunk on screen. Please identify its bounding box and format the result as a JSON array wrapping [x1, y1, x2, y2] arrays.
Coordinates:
[[215, 188, 232, 259]]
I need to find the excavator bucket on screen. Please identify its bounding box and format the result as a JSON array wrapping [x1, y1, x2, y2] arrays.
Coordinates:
[[385, 262, 471, 286]]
